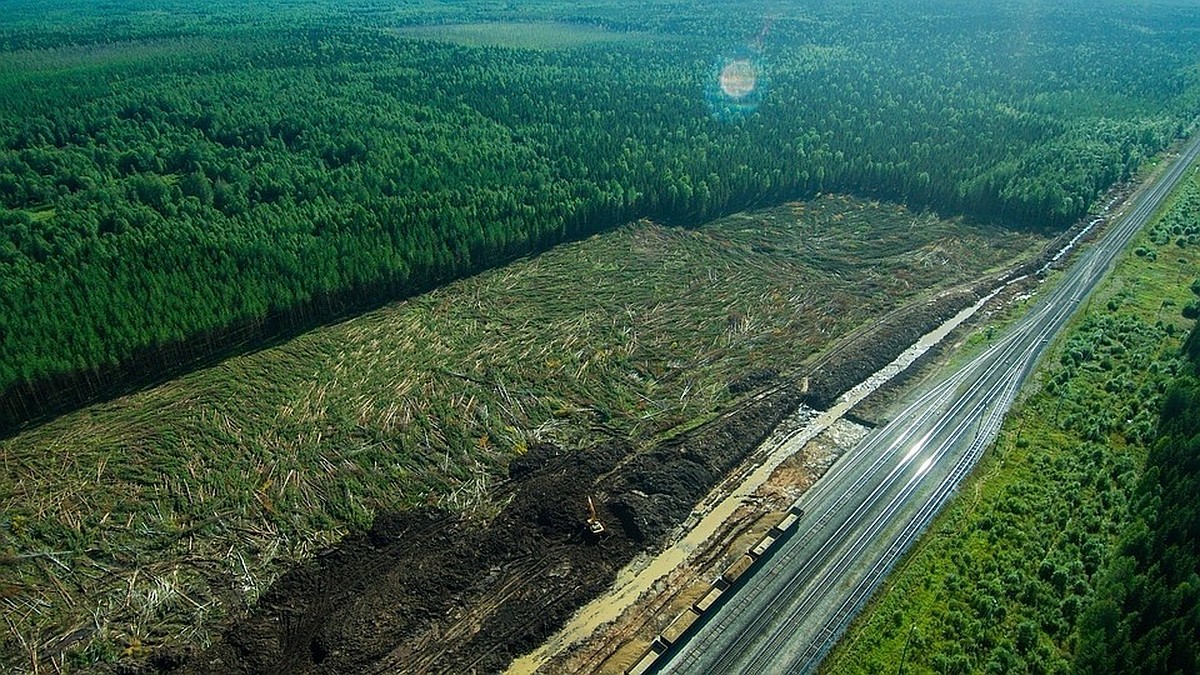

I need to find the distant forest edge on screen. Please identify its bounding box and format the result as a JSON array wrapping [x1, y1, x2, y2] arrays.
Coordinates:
[[2, 0, 1200, 430]]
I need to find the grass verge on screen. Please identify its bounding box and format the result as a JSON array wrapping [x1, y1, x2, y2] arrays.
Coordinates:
[[822, 171, 1200, 675]]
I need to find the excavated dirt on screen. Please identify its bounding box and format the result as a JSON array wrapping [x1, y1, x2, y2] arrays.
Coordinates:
[[799, 288, 979, 410], [175, 381, 805, 675]]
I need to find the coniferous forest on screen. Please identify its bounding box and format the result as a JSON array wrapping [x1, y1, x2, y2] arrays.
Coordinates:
[[1075, 324, 1200, 674], [2, 0, 1200, 427]]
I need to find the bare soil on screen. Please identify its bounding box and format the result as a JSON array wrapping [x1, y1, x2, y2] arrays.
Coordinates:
[[179, 397, 797, 675]]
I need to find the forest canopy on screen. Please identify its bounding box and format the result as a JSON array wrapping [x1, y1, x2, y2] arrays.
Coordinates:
[[1075, 320, 1200, 674], [2, 0, 1199, 427]]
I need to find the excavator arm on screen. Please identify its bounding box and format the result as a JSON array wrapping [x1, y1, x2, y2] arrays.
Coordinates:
[[586, 496, 605, 535]]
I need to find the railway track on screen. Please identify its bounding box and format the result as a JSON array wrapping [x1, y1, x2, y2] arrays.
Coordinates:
[[659, 132, 1200, 674]]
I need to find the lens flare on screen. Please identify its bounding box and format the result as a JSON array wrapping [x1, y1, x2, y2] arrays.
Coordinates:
[[719, 59, 758, 99], [706, 49, 767, 120]]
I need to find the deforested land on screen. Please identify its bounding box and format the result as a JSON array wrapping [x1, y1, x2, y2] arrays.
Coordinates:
[[2, 195, 1046, 671], [4, 0, 1200, 673]]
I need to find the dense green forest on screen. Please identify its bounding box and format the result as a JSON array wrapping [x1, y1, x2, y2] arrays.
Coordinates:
[[2, 0, 1200, 427], [1074, 320, 1200, 673]]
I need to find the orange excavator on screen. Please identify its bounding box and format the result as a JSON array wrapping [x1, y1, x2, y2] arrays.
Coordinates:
[[585, 496, 605, 535]]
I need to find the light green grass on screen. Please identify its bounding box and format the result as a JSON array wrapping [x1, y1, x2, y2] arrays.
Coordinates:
[[27, 208, 54, 222]]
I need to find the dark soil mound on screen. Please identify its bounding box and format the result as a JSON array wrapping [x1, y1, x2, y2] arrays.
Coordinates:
[[183, 441, 636, 675], [181, 380, 803, 675], [802, 290, 978, 409]]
